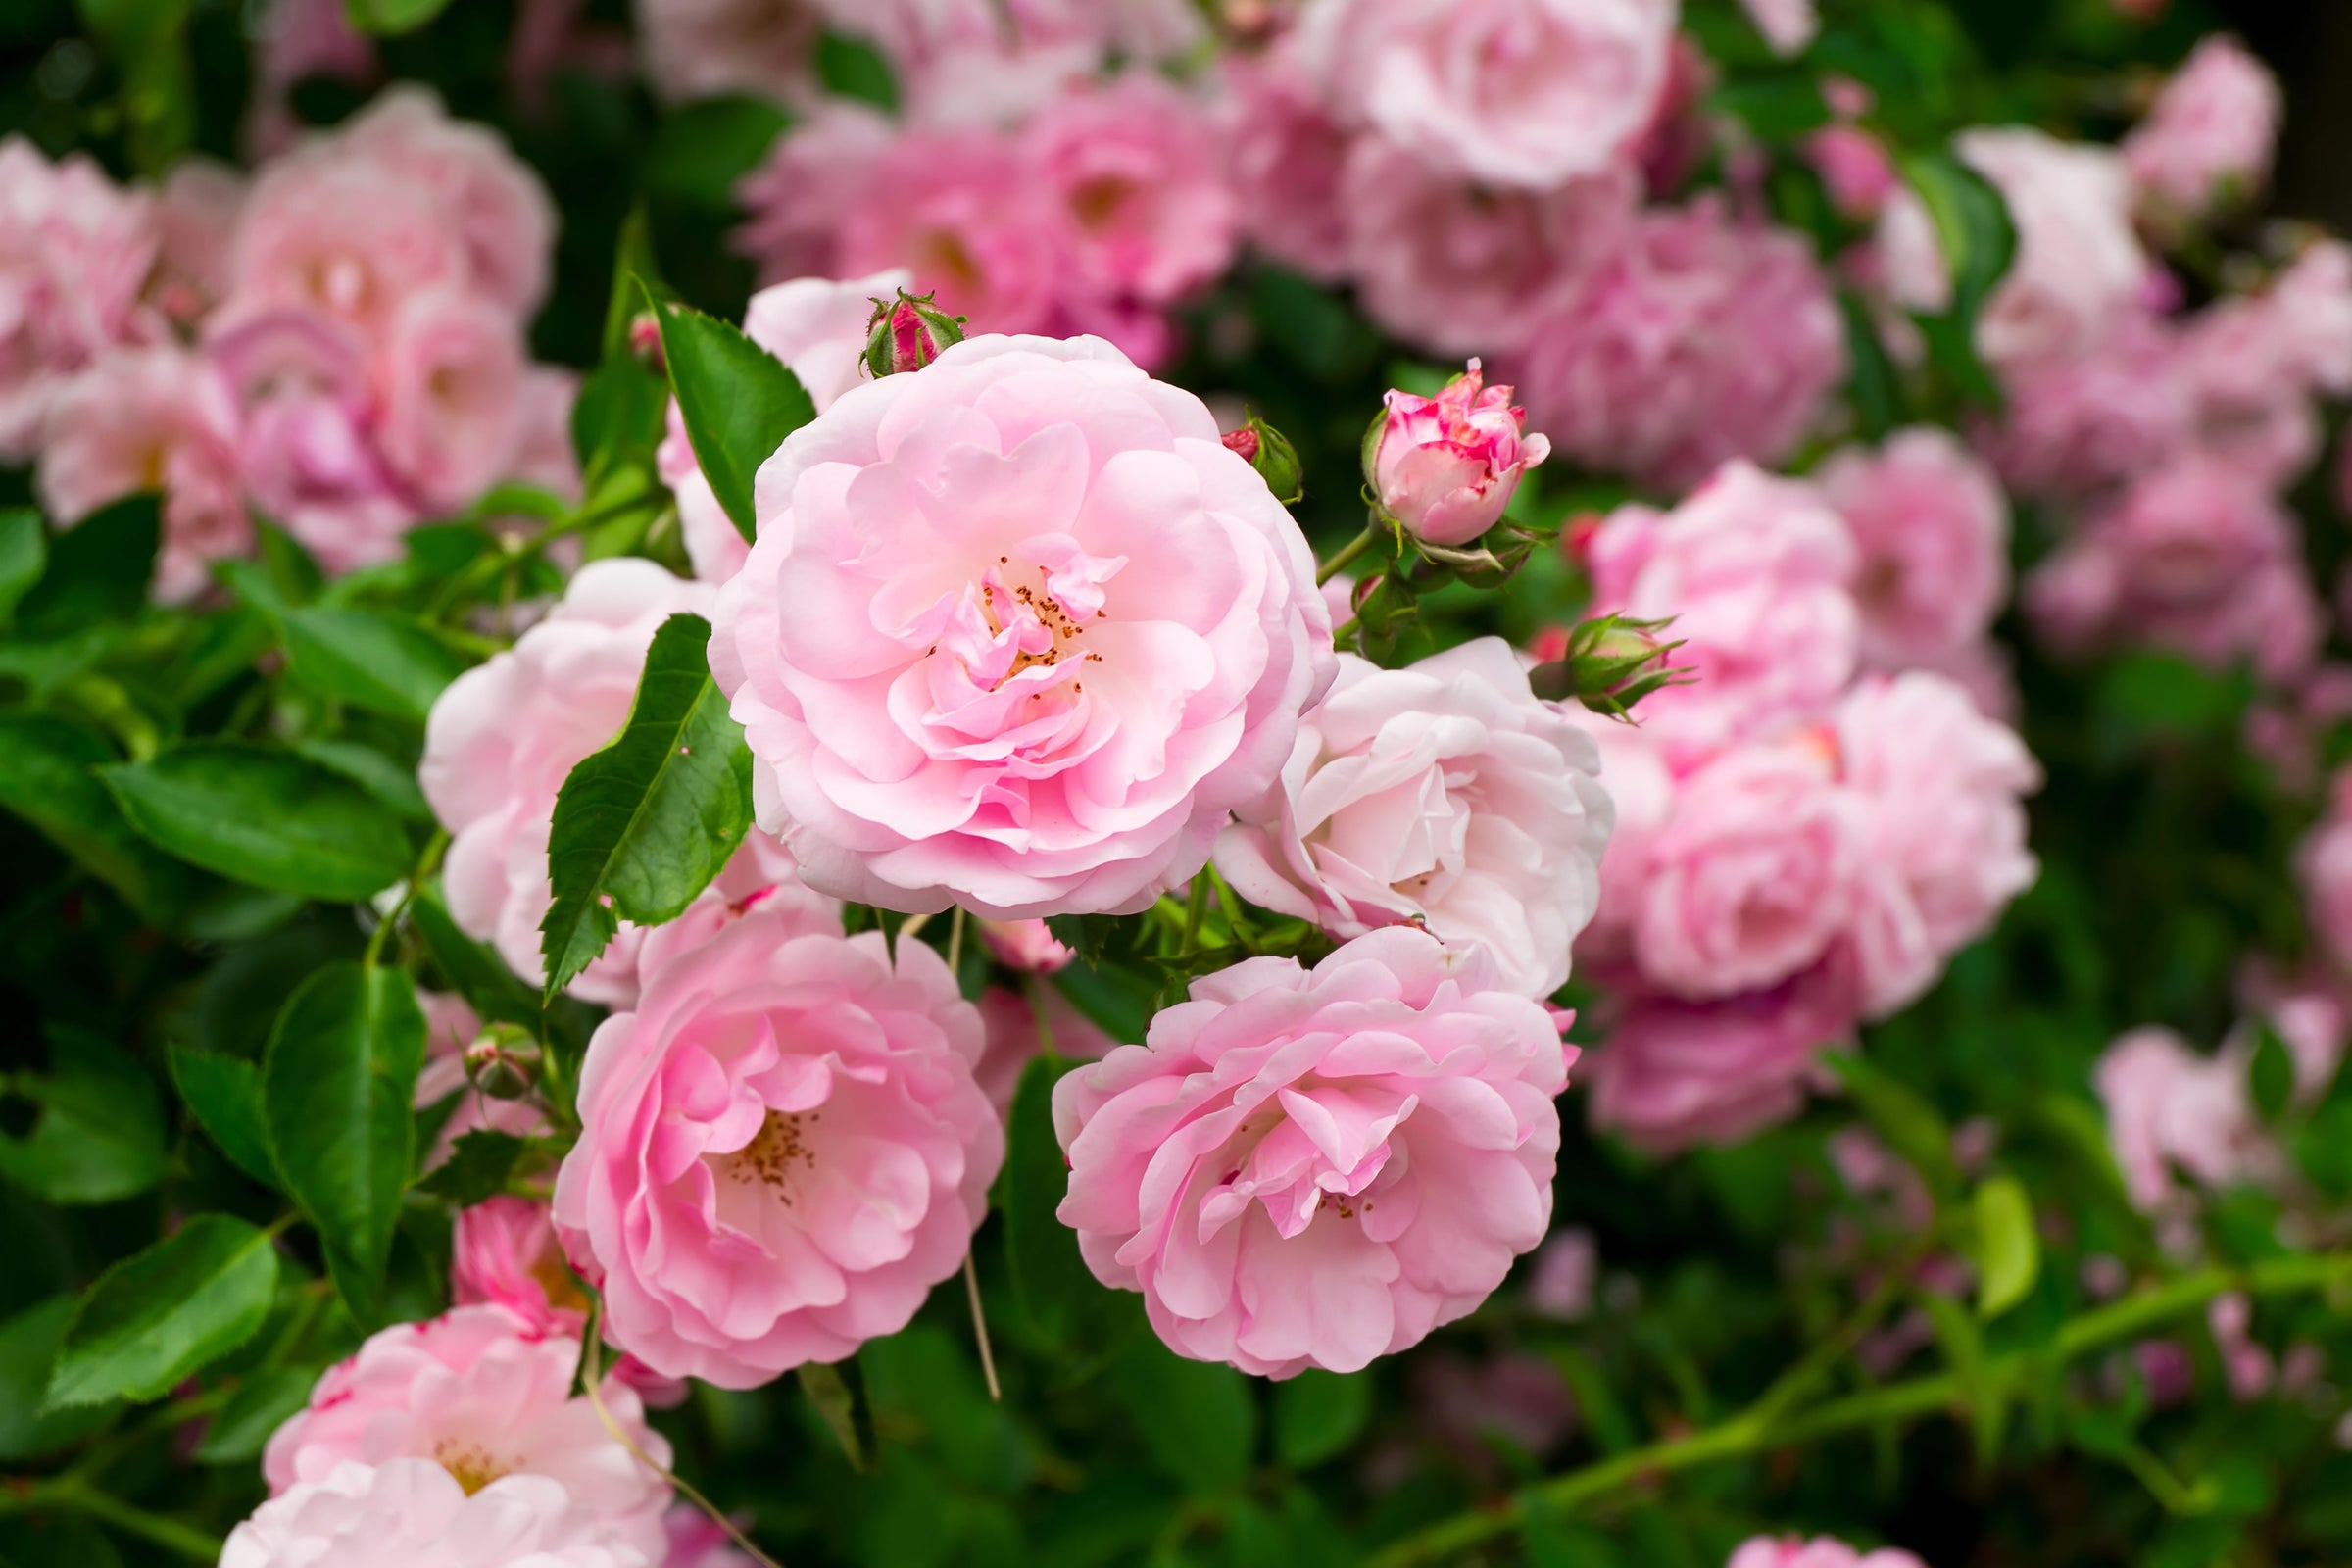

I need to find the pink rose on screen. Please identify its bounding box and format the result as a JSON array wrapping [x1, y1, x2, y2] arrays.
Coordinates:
[[148, 159, 246, 326], [453, 1197, 590, 1330], [2123, 36, 2280, 225], [1215, 639, 1612, 998], [509, 366, 585, 501], [732, 104, 898, 287], [1339, 138, 1636, 358], [2095, 1027, 2272, 1211], [1738, 0, 1816, 55], [1369, 362, 1551, 546], [1584, 461, 1858, 762], [1727, 1537, 1926, 1568], [36, 347, 247, 605], [1807, 124, 1897, 218], [341, 87, 559, 318], [1634, 738, 1860, 1001], [1880, 126, 2147, 369], [1561, 706, 1675, 972], [1528, 1228, 1595, 1319], [660, 1506, 760, 1568], [1054, 926, 1574, 1375], [1220, 40, 1354, 283], [636, 0, 822, 104], [421, 559, 800, 1004], [1815, 427, 2010, 669], [223, 1459, 653, 1568], [1834, 673, 2039, 1016], [226, 146, 470, 345], [710, 334, 1335, 918], [246, 0, 377, 159], [0, 137, 160, 460], [261, 1304, 669, 1555], [1584, 963, 1857, 1152], [374, 286, 530, 513], [1025, 74, 1239, 312], [2300, 774, 2352, 974], [972, 981, 1114, 1116], [1296, 0, 1677, 191], [1508, 197, 1845, 491], [552, 918, 1004, 1387], [978, 918, 1074, 973], [1985, 309, 2190, 501], [656, 268, 911, 585]]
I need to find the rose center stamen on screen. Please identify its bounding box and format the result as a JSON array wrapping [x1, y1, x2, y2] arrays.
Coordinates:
[[433, 1441, 512, 1496], [724, 1109, 818, 1203]]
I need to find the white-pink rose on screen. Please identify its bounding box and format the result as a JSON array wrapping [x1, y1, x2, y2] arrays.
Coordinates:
[[710, 334, 1335, 919], [341, 87, 559, 318], [1727, 1537, 1927, 1568], [552, 916, 1004, 1387], [374, 286, 530, 514], [1215, 639, 1612, 998], [2123, 36, 2280, 225], [1296, 0, 1678, 191], [1736, 0, 1816, 55], [634, 0, 822, 104], [223, 1459, 656, 1568], [1814, 426, 2010, 669], [1370, 362, 1551, 546], [36, 347, 247, 605], [1054, 926, 1573, 1376], [1026, 74, 1238, 312], [226, 145, 469, 345]]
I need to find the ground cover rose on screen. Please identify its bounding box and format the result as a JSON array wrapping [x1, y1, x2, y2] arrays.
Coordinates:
[[223, 1459, 656, 1568], [1054, 926, 1572, 1376], [552, 915, 1003, 1388], [710, 333, 1334, 919], [1215, 638, 1613, 998]]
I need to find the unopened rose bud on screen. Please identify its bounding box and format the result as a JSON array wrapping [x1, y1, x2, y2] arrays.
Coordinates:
[[464, 1023, 544, 1102], [1222, 411, 1303, 503], [862, 288, 966, 379], [1529, 613, 1688, 718], [627, 312, 663, 371], [1365, 360, 1549, 548]]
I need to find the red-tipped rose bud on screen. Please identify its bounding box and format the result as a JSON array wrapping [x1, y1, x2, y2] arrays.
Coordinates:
[[1221, 410, 1303, 503], [627, 312, 664, 372], [464, 1023, 545, 1102], [1365, 360, 1549, 548], [862, 288, 966, 379]]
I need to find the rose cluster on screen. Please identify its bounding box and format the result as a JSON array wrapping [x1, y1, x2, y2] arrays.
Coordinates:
[[6, 88, 574, 601], [1564, 457, 2040, 1153]]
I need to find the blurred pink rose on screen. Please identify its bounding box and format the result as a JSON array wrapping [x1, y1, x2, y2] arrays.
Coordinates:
[[1584, 461, 1858, 762], [0, 137, 160, 460], [148, 160, 246, 327], [635, 0, 822, 104], [1634, 738, 1859, 1001], [222, 1459, 647, 1568], [453, 1197, 589, 1331], [979, 919, 1074, 973], [262, 1304, 669, 1555], [341, 87, 559, 318], [1413, 1350, 1577, 1463], [1216, 640, 1612, 998], [2301, 773, 2352, 975], [656, 268, 909, 584], [1369, 362, 1551, 545], [733, 103, 898, 285], [1341, 139, 1636, 358], [1297, 0, 1677, 191], [36, 347, 246, 605], [246, 0, 377, 158], [1584, 962, 1856, 1153], [374, 286, 530, 513], [1054, 926, 1573, 1375], [2095, 1026, 2273, 1210], [1026, 74, 1238, 318], [1727, 1537, 1925, 1568], [1509, 197, 1844, 491], [2123, 36, 2280, 226], [661, 1506, 761, 1568], [1807, 125, 1897, 218], [226, 149, 469, 345], [1880, 126, 2147, 370], [553, 919, 1003, 1388], [1528, 1228, 1596, 1319], [1835, 672, 2039, 1016], [1738, 0, 1816, 55], [832, 133, 1063, 336], [1221, 41, 1354, 282], [972, 981, 1114, 1115], [1561, 707, 1676, 972], [710, 334, 1334, 919], [508, 365, 583, 501], [1815, 427, 2009, 669], [1985, 309, 2190, 501]]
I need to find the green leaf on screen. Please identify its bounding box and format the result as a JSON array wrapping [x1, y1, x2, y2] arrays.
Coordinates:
[[2248, 1023, 2295, 1121], [342, 0, 453, 34], [0, 714, 191, 921], [44, 1214, 280, 1408], [263, 963, 429, 1323], [415, 1130, 529, 1205], [645, 96, 792, 211], [1824, 1054, 1960, 1198], [1971, 1175, 2041, 1320], [0, 1297, 118, 1458], [1001, 1054, 1095, 1348], [413, 883, 542, 1028], [191, 1366, 318, 1464], [255, 517, 325, 605], [540, 612, 752, 999], [1838, 292, 1905, 442], [1114, 1338, 1256, 1494], [103, 741, 413, 903], [289, 737, 432, 820], [0, 507, 43, 627], [815, 29, 898, 110], [14, 494, 157, 637], [74, 0, 193, 174], [1918, 1291, 2005, 1467], [797, 1360, 876, 1473], [653, 294, 816, 542], [1897, 148, 2016, 407], [1272, 1369, 1370, 1468], [277, 606, 468, 721], [168, 1045, 277, 1189], [0, 1030, 167, 1205]]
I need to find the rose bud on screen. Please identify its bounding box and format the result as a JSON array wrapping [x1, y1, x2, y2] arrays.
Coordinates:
[[464, 1022, 544, 1102], [861, 287, 965, 379], [1367, 360, 1549, 547], [1221, 410, 1303, 503]]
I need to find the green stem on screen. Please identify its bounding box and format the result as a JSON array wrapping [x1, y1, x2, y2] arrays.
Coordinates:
[[1367, 1252, 2352, 1567], [363, 830, 449, 969], [1316, 524, 1380, 587], [1181, 873, 1212, 955], [0, 1476, 222, 1562]]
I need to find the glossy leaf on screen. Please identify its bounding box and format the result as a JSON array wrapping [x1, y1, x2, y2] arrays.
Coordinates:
[[415, 1130, 529, 1205], [45, 1215, 280, 1408], [276, 606, 468, 721], [103, 742, 413, 903], [168, 1045, 277, 1189], [0, 506, 43, 626], [1114, 1338, 1256, 1494], [14, 493, 158, 637], [653, 293, 816, 541], [0, 714, 192, 921], [1272, 1370, 1371, 1469], [0, 1297, 118, 1458], [0, 1030, 167, 1206]]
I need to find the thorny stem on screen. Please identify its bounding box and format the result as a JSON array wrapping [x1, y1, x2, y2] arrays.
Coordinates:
[[1366, 1251, 2352, 1567], [1316, 524, 1380, 586]]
